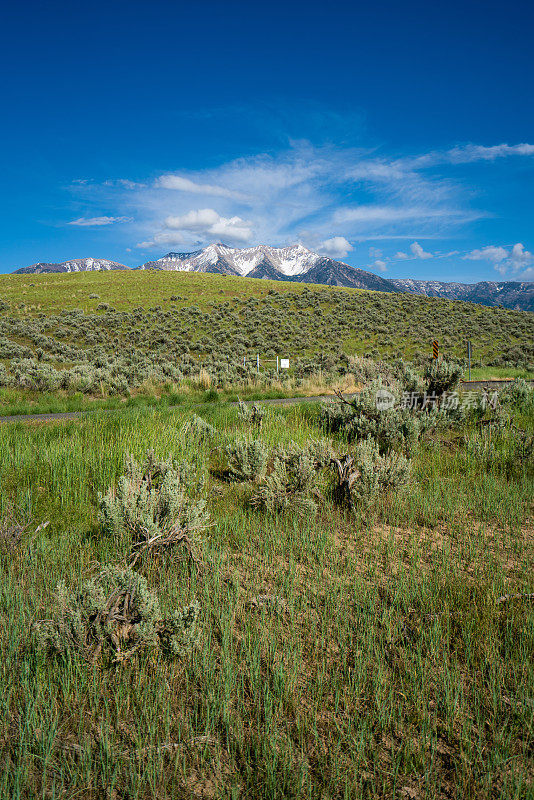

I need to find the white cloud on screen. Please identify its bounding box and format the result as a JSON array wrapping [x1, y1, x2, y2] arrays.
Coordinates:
[[446, 143, 534, 163], [67, 216, 131, 227], [509, 242, 533, 268], [104, 179, 146, 189], [410, 241, 433, 259], [156, 174, 244, 199], [465, 245, 508, 263], [465, 242, 534, 276], [334, 206, 465, 226], [164, 208, 221, 230], [411, 142, 534, 168], [137, 231, 185, 249], [373, 259, 387, 272], [318, 236, 353, 257], [70, 138, 531, 256], [394, 251, 409, 259], [153, 208, 253, 245]]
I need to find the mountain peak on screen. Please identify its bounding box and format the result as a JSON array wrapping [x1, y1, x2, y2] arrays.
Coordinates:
[[14, 257, 130, 275], [142, 243, 322, 277], [10, 244, 534, 311]]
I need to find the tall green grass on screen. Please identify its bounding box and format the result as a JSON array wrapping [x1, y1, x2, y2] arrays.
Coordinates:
[[0, 404, 532, 798]]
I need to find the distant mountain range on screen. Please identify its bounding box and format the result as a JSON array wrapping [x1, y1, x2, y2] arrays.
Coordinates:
[[12, 244, 534, 312], [14, 257, 128, 275]]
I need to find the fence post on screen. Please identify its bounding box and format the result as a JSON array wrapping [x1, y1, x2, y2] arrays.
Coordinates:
[[467, 340, 472, 381], [276, 355, 279, 373], [257, 354, 260, 373]]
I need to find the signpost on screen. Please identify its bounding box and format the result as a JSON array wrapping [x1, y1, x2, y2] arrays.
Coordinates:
[[432, 340, 439, 360], [467, 340, 472, 381]]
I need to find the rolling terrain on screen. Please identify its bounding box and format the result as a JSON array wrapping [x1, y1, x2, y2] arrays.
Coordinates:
[[1, 259, 533, 800], [0, 269, 532, 367], [11, 244, 534, 311]]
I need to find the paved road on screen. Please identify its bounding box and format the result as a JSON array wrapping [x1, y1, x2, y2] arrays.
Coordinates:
[[0, 380, 530, 424], [459, 379, 533, 391], [0, 393, 356, 424]]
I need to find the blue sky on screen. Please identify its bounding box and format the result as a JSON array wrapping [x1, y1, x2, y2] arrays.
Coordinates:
[[1, 0, 533, 281]]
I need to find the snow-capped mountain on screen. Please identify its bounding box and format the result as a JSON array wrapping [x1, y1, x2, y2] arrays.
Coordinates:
[[139, 243, 321, 277], [390, 278, 534, 312], [14, 257, 129, 275], [10, 244, 534, 311], [138, 244, 533, 310]]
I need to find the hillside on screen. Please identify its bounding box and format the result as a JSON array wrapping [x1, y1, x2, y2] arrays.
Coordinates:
[[0, 271, 532, 383], [11, 244, 534, 311]]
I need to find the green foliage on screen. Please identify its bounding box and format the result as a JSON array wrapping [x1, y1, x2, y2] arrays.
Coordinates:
[[225, 436, 269, 481], [464, 423, 534, 478], [321, 382, 423, 455], [423, 358, 463, 396], [0, 271, 532, 405], [182, 413, 216, 441], [99, 450, 208, 563], [332, 437, 412, 511], [237, 398, 264, 429], [499, 377, 534, 412], [251, 447, 320, 515], [0, 397, 532, 797], [396, 359, 425, 394], [299, 437, 336, 468], [33, 565, 200, 663]]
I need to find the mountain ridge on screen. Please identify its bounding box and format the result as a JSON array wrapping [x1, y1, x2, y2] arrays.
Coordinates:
[[14, 257, 129, 275], [11, 244, 534, 312]]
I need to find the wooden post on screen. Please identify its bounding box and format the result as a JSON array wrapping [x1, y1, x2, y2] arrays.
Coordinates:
[[467, 340, 472, 380]]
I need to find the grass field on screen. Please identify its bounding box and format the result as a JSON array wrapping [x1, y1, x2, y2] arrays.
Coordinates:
[[466, 367, 534, 381], [0, 270, 306, 315], [1, 390, 533, 799], [0, 270, 532, 364], [0, 271, 532, 420]]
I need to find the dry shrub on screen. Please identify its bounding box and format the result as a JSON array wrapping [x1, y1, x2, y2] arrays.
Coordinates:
[[33, 565, 200, 663], [99, 450, 208, 567]]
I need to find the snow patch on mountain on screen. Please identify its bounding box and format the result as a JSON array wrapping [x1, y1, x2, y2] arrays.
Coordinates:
[[14, 258, 130, 275], [141, 243, 321, 276]]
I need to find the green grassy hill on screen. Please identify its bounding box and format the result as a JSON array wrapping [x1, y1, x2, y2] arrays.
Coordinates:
[[0, 270, 532, 367], [1, 272, 533, 797]]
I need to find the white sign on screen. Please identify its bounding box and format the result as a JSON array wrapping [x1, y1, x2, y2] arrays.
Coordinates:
[[280, 359, 290, 369]]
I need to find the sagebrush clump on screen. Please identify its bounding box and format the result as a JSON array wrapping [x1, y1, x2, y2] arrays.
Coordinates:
[[237, 398, 264, 429], [321, 382, 423, 455], [331, 437, 412, 511], [251, 443, 324, 515], [422, 358, 463, 397], [33, 565, 200, 663], [182, 413, 216, 441], [499, 378, 534, 412], [225, 436, 269, 482], [99, 450, 208, 565]]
